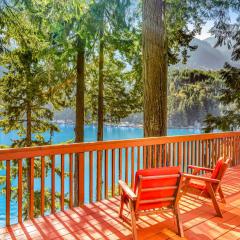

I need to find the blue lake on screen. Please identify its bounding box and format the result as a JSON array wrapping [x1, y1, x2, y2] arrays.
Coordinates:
[[0, 125, 201, 227]]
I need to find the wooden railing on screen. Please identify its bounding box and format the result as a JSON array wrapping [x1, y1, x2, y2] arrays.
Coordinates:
[[0, 132, 240, 226]]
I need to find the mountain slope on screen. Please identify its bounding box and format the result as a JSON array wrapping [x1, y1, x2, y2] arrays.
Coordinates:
[[173, 38, 239, 70]]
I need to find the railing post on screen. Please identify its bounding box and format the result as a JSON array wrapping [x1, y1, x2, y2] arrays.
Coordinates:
[[79, 152, 85, 205], [18, 159, 22, 223], [51, 155, 55, 214], [29, 157, 34, 219], [6, 160, 10, 226]]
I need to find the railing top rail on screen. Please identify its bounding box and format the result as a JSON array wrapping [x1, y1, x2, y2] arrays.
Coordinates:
[[0, 131, 239, 161]]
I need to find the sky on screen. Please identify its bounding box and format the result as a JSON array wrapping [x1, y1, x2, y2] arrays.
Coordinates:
[[196, 20, 214, 40], [196, 10, 238, 40]]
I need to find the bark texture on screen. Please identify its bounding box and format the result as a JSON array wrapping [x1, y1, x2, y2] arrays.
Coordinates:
[[74, 40, 85, 206], [26, 102, 32, 147], [143, 0, 168, 137]]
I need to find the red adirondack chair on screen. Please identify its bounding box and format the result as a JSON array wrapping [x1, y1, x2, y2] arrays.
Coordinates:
[[182, 157, 232, 218], [119, 167, 184, 239]]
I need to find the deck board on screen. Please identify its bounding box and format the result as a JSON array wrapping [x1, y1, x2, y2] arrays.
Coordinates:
[[1, 166, 240, 240]]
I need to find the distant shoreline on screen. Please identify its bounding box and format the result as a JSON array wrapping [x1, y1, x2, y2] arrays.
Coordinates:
[[52, 120, 202, 130]]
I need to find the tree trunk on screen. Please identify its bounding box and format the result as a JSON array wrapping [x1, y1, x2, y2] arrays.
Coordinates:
[[74, 40, 85, 206], [143, 0, 168, 137], [97, 22, 104, 141], [26, 102, 32, 147]]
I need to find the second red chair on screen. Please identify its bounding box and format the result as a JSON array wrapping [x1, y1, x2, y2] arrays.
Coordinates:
[[119, 167, 184, 239]]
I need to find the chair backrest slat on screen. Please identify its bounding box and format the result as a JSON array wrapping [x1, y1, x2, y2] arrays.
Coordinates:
[[140, 174, 180, 180], [142, 186, 177, 192]]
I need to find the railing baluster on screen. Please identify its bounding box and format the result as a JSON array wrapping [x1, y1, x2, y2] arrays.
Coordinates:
[[187, 142, 191, 169], [191, 141, 194, 166], [168, 143, 171, 166], [69, 153, 73, 208], [105, 150, 108, 199], [159, 144, 162, 167], [197, 140, 200, 166], [226, 138, 229, 157], [6, 160, 10, 226], [154, 145, 157, 167], [202, 140, 205, 167], [223, 138, 226, 158], [143, 146, 146, 169], [29, 157, 34, 219], [164, 144, 167, 167], [41, 156, 45, 216], [211, 140, 214, 167], [97, 150, 102, 201], [232, 137, 235, 164], [230, 137, 233, 159], [119, 148, 122, 194], [131, 147, 134, 188], [51, 155, 55, 214], [173, 143, 176, 166], [217, 138, 220, 159], [61, 154, 65, 211], [148, 146, 152, 168], [112, 149, 115, 197], [89, 151, 93, 203], [206, 140, 209, 167], [137, 146, 140, 170], [125, 148, 128, 184], [79, 152, 85, 205], [18, 159, 22, 223], [183, 142, 186, 172], [178, 142, 182, 170]]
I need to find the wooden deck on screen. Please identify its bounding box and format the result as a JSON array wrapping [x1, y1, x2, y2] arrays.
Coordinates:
[[1, 166, 240, 240]]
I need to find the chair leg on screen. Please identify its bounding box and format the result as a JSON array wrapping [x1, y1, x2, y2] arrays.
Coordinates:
[[119, 195, 124, 218], [206, 183, 223, 218], [175, 207, 184, 238], [218, 187, 226, 204], [129, 200, 137, 240]]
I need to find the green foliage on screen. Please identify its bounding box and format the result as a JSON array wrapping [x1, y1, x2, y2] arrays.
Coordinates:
[[206, 0, 240, 131], [169, 69, 222, 127], [204, 63, 240, 132], [84, 0, 140, 124], [207, 1, 240, 61], [0, 1, 72, 220], [86, 52, 138, 123]]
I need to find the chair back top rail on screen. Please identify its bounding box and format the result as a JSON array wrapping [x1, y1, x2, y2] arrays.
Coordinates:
[[0, 131, 239, 161]]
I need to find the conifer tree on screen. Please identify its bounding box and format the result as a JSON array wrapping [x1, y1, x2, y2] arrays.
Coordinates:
[[204, 1, 240, 131], [0, 3, 70, 218], [204, 64, 240, 132]]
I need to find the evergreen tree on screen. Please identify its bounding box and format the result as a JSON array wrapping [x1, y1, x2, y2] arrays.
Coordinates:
[[203, 1, 240, 131], [87, 0, 137, 140], [0, 3, 70, 218], [169, 69, 222, 128], [204, 64, 240, 132]]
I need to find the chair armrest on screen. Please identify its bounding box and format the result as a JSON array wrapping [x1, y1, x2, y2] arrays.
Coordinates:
[[119, 180, 137, 201], [183, 173, 220, 184], [188, 165, 214, 172]]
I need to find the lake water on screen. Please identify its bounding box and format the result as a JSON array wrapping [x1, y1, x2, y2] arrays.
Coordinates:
[[0, 125, 201, 227]]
